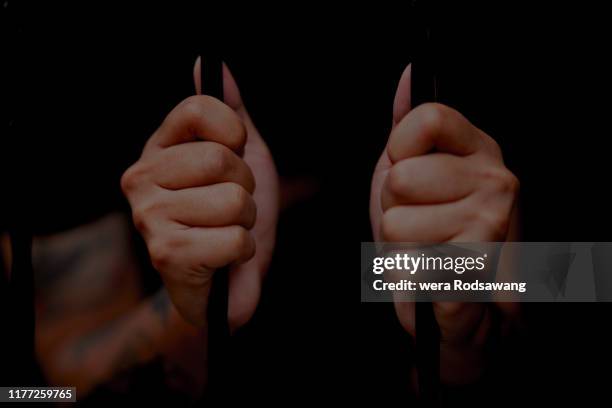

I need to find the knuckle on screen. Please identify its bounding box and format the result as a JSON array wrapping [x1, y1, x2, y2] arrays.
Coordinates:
[[179, 95, 207, 119], [131, 207, 147, 232], [205, 143, 234, 176], [229, 226, 253, 256], [120, 163, 147, 194], [483, 133, 503, 158], [482, 167, 520, 195], [387, 164, 409, 196], [148, 237, 177, 271], [504, 172, 520, 195], [132, 198, 166, 233], [227, 184, 251, 218], [417, 103, 447, 136], [228, 117, 247, 150], [178, 96, 246, 151]]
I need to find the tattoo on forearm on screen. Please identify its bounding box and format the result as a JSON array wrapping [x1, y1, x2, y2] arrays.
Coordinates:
[[31, 214, 204, 393], [70, 317, 125, 360], [151, 290, 171, 325], [111, 328, 154, 375], [33, 224, 116, 288], [70, 290, 170, 362], [32, 214, 140, 321]]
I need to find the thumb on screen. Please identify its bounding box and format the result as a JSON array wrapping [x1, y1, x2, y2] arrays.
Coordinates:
[[193, 57, 247, 114], [371, 63, 412, 206], [392, 63, 412, 126], [370, 64, 413, 239]]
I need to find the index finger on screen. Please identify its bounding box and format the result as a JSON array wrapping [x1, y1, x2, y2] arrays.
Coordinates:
[[387, 103, 482, 163], [144, 95, 247, 155]]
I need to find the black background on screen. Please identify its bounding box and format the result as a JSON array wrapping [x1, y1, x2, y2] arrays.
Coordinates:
[[2, 1, 612, 405]]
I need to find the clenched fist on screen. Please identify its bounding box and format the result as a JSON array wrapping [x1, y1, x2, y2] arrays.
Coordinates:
[[121, 59, 279, 329], [370, 65, 519, 383]]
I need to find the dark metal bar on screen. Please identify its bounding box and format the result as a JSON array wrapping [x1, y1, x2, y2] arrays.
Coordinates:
[[200, 52, 231, 404], [411, 1, 441, 406]]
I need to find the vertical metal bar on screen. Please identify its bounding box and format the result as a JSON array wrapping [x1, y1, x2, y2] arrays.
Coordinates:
[[200, 52, 231, 404], [5, 229, 37, 385], [411, 1, 441, 406]]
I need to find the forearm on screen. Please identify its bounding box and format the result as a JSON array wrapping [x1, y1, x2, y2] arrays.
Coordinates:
[[40, 289, 207, 397]]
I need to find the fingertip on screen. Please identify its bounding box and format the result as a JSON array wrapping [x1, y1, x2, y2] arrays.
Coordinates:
[[393, 63, 412, 126], [222, 63, 244, 111], [195, 59, 246, 115], [394, 301, 416, 337], [228, 266, 262, 332], [193, 56, 202, 95]]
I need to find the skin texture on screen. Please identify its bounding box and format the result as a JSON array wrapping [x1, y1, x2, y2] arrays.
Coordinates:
[[31, 59, 279, 398], [33, 214, 207, 397], [370, 64, 520, 385], [121, 59, 279, 329]]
